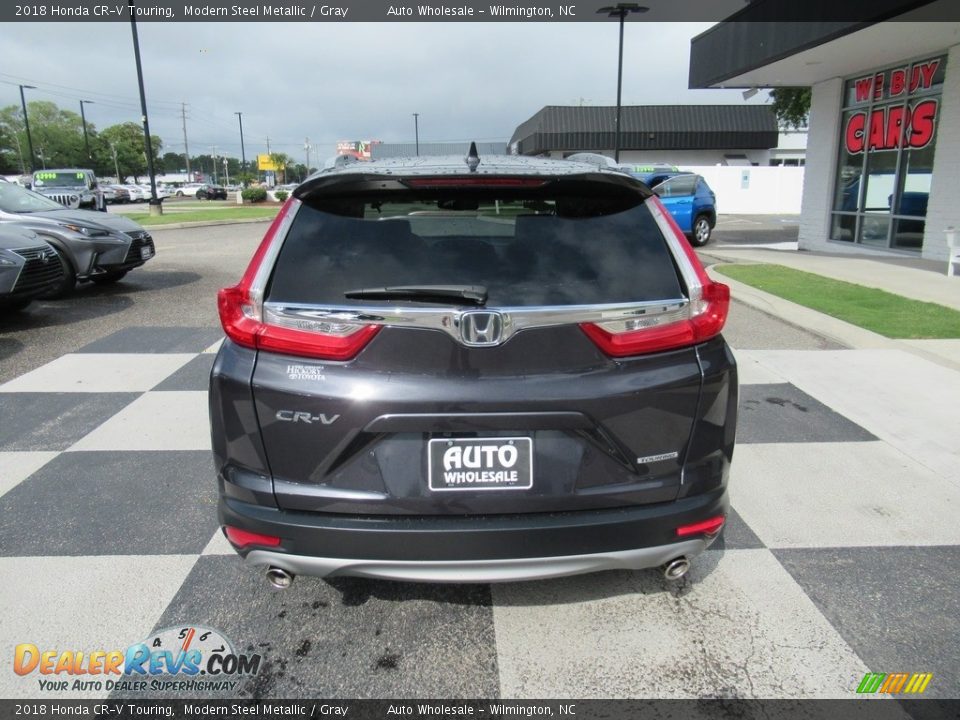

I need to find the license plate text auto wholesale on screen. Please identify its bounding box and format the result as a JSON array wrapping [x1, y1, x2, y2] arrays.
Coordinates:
[[428, 437, 533, 491]]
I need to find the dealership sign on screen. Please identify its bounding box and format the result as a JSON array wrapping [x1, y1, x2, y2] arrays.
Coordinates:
[[844, 58, 941, 154]]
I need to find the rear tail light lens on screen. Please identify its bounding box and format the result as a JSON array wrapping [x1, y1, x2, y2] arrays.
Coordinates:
[[581, 196, 730, 358], [224, 526, 281, 548], [676, 515, 726, 538], [217, 197, 380, 360]]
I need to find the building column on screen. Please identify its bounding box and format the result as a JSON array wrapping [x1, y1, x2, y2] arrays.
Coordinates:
[[798, 77, 843, 252], [922, 42, 960, 262]]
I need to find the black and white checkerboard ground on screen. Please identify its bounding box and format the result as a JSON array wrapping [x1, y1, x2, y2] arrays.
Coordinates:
[[2, 326, 958, 700]]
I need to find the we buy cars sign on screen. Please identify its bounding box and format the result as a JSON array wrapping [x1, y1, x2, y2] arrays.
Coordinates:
[[844, 57, 942, 154]]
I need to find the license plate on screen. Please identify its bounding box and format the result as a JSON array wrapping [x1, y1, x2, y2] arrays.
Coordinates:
[[140, 247, 153, 259], [428, 437, 533, 492]]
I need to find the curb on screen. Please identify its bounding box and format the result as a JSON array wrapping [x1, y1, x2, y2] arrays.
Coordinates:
[[706, 262, 960, 373], [126, 217, 276, 231]]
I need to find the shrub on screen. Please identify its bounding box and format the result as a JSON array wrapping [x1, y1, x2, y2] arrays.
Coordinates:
[[274, 190, 289, 202], [241, 187, 267, 203]]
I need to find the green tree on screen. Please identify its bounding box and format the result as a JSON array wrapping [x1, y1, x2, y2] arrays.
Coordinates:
[[770, 88, 812, 129], [99, 122, 162, 183], [268, 152, 292, 184], [0, 101, 91, 173]]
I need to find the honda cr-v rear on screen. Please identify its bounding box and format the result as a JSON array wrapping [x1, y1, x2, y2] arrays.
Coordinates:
[[210, 148, 737, 585]]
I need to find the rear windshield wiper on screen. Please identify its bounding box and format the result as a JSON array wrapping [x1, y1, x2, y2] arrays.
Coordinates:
[[344, 285, 488, 305]]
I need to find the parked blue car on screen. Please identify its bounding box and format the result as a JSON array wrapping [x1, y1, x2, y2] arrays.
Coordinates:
[[629, 169, 717, 246]]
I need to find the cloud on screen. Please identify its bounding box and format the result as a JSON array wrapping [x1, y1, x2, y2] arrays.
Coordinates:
[[1, 21, 766, 160]]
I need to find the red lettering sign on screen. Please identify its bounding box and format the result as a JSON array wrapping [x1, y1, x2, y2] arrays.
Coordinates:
[[855, 77, 874, 103], [909, 100, 937, 149], [890, 69, 906, 97], [843, 100, 938, 154], [850, 57, 941, 105]]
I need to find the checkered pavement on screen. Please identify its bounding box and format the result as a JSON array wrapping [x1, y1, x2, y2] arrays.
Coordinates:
[[1, 326, 958, 700]]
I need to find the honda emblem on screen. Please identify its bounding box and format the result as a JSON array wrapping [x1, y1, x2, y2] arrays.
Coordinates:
[[460, 311, 504, 347]]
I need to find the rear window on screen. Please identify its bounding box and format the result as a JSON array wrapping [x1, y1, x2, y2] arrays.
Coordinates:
[[267, 195, 682, 307]]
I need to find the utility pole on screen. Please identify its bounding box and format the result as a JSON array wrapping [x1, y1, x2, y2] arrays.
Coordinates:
[[181, 102, 191, 179], [79, 100, 94, 160], [234, 111, 246, 176], [129, 0, 161, 215], [413, 113, 420, 156], [304, 137, 311, 176], [212, 145, 218, 184], [266, 135, 271, 154], [19, 85, 36, 173], [110, 142, 120, 182], [223, 157, 229, 187]]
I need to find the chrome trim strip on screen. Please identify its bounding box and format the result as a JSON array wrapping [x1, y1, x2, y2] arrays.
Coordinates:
[[647, 198, 702, 295], [247, 199, 302, 320], [263, 297, 689, 345], [244, 538, 708, 583]]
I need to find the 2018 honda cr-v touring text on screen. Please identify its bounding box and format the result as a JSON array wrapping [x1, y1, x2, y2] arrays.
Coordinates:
[[210, 147, 738, 587]]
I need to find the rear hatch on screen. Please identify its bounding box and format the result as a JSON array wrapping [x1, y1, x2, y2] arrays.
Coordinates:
[[222, 170, 726, 516]]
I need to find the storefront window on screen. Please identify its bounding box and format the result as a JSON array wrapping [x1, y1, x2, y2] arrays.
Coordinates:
[[831, 55, 946, 252]]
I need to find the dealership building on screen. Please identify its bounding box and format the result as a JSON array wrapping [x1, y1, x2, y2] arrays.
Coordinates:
[[508, 105, 784, 166], [690, 1, 960, 261]]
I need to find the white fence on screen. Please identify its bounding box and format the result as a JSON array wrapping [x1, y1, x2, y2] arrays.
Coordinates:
[[678, 165, 806, 215]]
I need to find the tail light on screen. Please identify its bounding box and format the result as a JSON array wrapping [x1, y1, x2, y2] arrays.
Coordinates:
[[676, 515, 726, 538], [217, 198, 380, 360], [224, 526, 281, 549], [581, 196, 729, 358]]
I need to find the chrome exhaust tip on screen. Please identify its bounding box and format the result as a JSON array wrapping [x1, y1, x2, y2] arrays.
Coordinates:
[[266, 566, 294, 590], [662, 557, 690, 581]]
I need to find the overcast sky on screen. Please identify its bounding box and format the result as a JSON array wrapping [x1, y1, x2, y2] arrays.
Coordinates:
[[0, 21, 768, 161]]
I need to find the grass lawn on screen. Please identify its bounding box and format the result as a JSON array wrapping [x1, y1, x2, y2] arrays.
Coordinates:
[[714, 263, 960, 339], [127, 206, 279, 226]]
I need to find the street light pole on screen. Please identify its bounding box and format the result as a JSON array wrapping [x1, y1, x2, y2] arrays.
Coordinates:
[[412, 113, 420, 156], [597, 4, 648, 163], [234, 112, 246, 176], [128, 0, 161, 215], [304, 137, 311, 177], [18, 84, 36, 173], [79, 100, 94, 160]]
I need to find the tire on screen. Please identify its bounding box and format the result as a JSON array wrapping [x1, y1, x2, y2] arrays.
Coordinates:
[[176, 190, 184, 197], [690, 214, 712, 247], [91, 271, 128, 285], [40, 248, 77, 299]]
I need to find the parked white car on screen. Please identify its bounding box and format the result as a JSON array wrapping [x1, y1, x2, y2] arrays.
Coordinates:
[[174, 183, 203, 198], [122, 185, 146, 202]]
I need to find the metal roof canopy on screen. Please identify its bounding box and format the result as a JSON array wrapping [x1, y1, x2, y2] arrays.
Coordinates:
[[688, 0, 956, 89], [509, 105, 779, 155]]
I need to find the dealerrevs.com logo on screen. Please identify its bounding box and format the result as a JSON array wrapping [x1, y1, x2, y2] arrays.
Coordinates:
[[13, 626, 261, 693]]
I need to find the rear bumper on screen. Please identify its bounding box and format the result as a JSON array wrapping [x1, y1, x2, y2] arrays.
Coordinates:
[[218, 487, 727, 582], [245, 539, 709, 583]]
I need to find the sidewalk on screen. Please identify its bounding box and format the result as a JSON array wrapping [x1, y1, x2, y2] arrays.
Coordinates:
[[701, 246, 960, 371], [702, 246, 960, 311]]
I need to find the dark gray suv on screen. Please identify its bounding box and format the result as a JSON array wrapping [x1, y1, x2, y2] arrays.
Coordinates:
[[210, 148, 737, 586]]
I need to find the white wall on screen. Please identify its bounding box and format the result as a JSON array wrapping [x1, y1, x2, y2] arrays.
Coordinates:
[[679, 165, 806, 214], [923, 43, 960, 262]]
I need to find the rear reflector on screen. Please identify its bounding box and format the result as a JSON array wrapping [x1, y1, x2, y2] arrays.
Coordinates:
[[676, 515, 726, 538], [217, 197, 380, 360], [224, 526, 281, 548], [581, 196, 730, 358]]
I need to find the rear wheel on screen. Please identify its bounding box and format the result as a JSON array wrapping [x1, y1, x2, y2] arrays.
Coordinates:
[[691, 215, 712, 247]]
